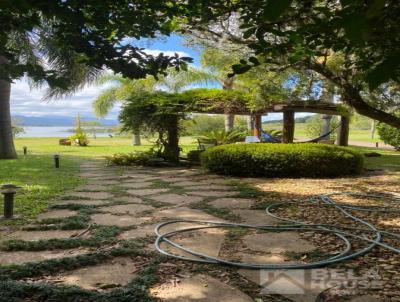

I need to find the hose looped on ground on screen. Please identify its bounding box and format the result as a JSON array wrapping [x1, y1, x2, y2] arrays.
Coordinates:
[[155, 193, 400, 269]]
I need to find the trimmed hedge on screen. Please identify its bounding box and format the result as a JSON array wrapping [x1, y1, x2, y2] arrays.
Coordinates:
[[201, 143, 364, 178]]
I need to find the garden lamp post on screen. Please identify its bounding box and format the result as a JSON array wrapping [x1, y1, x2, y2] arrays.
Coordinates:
[[1, 184, 21, 219], [54, 154, 60, 168], [23, 146, 27, 156]]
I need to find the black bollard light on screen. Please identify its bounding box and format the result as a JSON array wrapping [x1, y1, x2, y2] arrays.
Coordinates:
[[23, 146, 27, 156], [54, 154, 60, 168], [1, 184, 21, 219], [376, 142, 379, 148]]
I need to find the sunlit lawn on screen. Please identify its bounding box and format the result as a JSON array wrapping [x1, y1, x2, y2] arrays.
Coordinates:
[[1, 136, 398, 224], [14, 136, 198, 158], [264, 123, 384, 143], [0, 153, 82, 224]]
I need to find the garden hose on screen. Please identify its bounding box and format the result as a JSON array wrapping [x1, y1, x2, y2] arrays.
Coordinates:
[[154, 193, 400, 269]]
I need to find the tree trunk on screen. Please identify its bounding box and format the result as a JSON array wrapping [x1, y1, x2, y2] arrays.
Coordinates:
[[310, 62, 400, 129], [282, 110, 295, 143], [165, 116, 180, 163], [370, 120, 376, 139], [223, 77, 235, 132], [224, 114, 234, 132], [253, 115, 262, 138], [321, 114, 332, 139], [337, 116, 350, 146], [0, 57, 17, 159], [132, 132, 141, 146], [247, 115, 254, 130]]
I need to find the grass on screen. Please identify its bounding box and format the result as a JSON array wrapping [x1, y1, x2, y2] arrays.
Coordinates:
[[2, 136, 398, 224], [0, 152, 83, 223], [263, 122, 383, 143], [14, 136, 198, 158]]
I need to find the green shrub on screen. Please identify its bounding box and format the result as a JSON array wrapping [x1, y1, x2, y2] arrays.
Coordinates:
[[377, 117, 400, 150], [105, 151, 161, 166], [187, 150, 204, 162], [200, 143, 364, 178], [202, 129, 248, 145]]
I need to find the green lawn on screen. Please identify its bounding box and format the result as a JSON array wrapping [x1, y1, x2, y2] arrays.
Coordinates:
[[263, 122, 383, 143], [1, 136, 398, 224], [14, 136, 198, 158], [0, 152, 82, 224]]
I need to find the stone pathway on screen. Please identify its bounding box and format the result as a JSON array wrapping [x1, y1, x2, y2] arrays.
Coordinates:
[[0, 161, 383, 301]]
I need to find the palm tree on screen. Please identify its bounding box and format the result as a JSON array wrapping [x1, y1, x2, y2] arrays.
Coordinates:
[[92, 67, 217, 145], [0, 27, 102, 159], [0, 56, 16, 159]]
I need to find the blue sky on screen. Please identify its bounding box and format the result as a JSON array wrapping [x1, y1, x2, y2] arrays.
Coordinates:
[[10, 34, 296, 122], [10, 35, 202, 121]]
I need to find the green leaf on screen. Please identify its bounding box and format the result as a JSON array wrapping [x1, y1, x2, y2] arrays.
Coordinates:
[[366, 0, 386, 18], [366, 55, 400, 90], [262, 0, 293, 21]]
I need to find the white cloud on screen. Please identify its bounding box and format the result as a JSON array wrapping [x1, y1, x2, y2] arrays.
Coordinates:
[[143, 49, 190, 58], [10, 78, 118, 119], [10, 48, 191, 119]]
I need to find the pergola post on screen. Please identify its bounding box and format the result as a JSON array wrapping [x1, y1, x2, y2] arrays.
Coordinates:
[[282, 110, 295, 143], [252, 115, 262, 138], [337, 116, 350, 146], [224, 114, 234, 132]]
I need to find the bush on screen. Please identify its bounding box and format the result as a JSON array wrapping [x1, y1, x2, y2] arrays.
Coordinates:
[[105, 151, 161, 166], [377, 117, 400, 150], [201, 143, 364, 178], [187, 150, 204, 162], [201, 129, 248, 145]]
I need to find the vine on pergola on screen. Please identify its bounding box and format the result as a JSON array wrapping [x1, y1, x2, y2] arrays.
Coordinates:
[[119, 89, 252, 162], [119, 88, 348, 163]]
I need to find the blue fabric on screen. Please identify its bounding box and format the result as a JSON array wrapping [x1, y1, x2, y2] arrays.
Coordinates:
[[261, 131, 281, 143]]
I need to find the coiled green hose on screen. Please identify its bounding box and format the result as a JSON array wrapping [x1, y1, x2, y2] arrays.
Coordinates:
[[155, 193, 400, 269]]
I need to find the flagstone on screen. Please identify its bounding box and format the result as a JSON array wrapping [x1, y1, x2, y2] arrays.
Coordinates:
[[242, 232, 316, 253], [151, 274, 253, 302], [91, 213, 151, 227], [159, 228, 226, 260], [237, 253, 299, 284], [87, 180, 120, 186], [54, 199, 109, 206], [66, 191, 114, 200], [0, 230, 83, 242], [152, 207, 225, 222], [0, 249, 86, 265], [119, 224, 156, 239], [170, 181, 203, 187], [113, 196, 144, 204], [149, 193, 203, 205], [101, 204, 154, 215], [44, 257, 140, 290], [127, 188, 169, 196], [38, 209, 77, 220], [77, 184, 108, 191], [208, 198, 254, 209], [186, 185, 234, 191], [186, 190, 237, 197], [118, 182, 152, 189]]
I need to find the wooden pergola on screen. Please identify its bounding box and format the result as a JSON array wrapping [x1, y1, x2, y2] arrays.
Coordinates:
[[190, 99, 350, 146]]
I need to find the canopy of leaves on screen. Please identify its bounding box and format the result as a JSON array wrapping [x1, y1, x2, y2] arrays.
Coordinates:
[[1, 1, 193, 84], [186, 0, 400, 90]]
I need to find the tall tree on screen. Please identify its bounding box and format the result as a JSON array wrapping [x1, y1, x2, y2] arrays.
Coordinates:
[[0, 1, 192, 159], [92, 68, 216, 144], [183, 0, 400, 128]]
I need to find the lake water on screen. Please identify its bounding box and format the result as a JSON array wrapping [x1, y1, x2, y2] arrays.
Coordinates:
[[18, 126, 111, 138]]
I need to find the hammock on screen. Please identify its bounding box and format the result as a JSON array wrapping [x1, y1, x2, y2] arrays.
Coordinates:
[[261, 123, 341, 144]]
